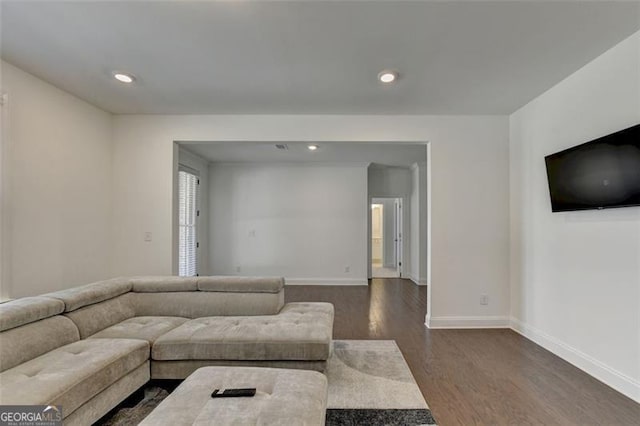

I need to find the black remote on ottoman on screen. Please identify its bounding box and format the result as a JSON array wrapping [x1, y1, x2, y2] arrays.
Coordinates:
[[211, 388, 257, 398]]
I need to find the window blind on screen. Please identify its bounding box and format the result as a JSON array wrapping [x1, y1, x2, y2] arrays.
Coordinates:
[[178, 170, 198, 276]]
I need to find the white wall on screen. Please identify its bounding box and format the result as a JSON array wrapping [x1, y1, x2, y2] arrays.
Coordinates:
[[1, 62, 510, 329], [178, 147, 210, 276], [368, 165, 413, 197], [208, 163, 368, 284], [0, 61, 113, 297], [111, 114, 510, 324], [411, 166, 419, 282], [410, 162, 429, 287], [510, 32, 640, 401], [0, 74, 8, 300], [410, 164, 423, 284]]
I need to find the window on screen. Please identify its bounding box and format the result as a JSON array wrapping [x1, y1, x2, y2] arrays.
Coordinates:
[[178, 169, 198, 276]]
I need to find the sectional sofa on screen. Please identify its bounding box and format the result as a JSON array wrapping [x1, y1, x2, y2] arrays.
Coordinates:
[[0, 276, 334, 425]]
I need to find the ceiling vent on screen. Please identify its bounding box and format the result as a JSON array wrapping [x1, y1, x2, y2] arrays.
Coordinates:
[[275, 144, 289, 151]]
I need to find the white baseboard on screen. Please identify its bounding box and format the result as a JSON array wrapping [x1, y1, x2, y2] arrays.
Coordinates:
[[285, 278, 368, 286], [407, 275, 428, 286], [426, 315, 510, 329], [510, 317, 640, 403]]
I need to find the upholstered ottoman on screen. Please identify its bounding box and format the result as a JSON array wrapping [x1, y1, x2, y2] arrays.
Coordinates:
[[139, 367, 328, 425]]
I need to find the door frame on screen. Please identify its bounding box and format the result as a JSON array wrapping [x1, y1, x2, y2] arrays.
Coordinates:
[[394, 198, 403, 276], [370, 196, 403, 278]]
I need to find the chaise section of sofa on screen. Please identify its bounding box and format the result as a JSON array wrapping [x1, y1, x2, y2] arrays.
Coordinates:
[[151, 302, 334, 378], [0, 295, 150, 425]]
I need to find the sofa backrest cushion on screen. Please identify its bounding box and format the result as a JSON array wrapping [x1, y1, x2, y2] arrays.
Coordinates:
[[43, 277, 132, 312], [130, 290, 284, 318], [197, 276, 284, 293], [131, 276, 198, 292], [63, 293, 136, 338], [0, 316, 80, 372], [130, 276, 283, 294], [0, 297, 65, 332]]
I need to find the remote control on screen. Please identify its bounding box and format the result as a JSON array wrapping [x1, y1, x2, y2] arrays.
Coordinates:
[[211, 388, 257, 398]]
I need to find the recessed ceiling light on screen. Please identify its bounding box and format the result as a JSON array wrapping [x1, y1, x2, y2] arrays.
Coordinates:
[[113, 72, 135, 83], [308, 144, 319, 151], [378, 70, 398, 84]]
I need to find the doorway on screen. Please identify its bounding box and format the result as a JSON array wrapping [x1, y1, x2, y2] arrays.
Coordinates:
[[371, 197, 402, 278]]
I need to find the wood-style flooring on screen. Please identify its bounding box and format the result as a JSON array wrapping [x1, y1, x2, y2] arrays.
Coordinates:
[[285, 279, 640, 426]]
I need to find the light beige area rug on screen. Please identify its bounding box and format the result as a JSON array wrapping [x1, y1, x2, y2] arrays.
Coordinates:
[[325, 340, 436, 425], [327, 340, 428, 409]]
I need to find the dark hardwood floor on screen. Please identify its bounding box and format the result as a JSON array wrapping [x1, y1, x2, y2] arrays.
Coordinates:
[[286, 279, 640, 426]]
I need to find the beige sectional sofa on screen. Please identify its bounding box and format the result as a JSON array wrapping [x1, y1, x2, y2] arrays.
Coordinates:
[[0, 276, 334, 425]]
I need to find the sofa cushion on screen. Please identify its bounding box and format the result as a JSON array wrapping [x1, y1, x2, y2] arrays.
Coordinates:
[[0, 338, 148, 417], [44, 277, 132, 312], [62, 362, 150, 426], [139, 367, 327, 426], [130, 291, 284, 318], [89, 316, 189, 343], [0, 316, 80, 372], [152, 302, 334, 362], [64, 293, 136, 339], [197, 276, 284, 293], [131, 276, 198, 292], [0, 296, 65, 331]]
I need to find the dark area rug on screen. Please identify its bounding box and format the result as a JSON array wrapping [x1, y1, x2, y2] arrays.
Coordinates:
[[98, 387, 169, 426], [326, 409, 437, 426]]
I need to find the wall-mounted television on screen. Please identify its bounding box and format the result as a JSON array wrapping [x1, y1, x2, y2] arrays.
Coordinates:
[[544, 124, 640, 212]]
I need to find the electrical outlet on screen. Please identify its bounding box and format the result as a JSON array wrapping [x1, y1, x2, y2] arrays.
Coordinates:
[[480, 294, 489, 305], [344, 266, 350, 273], [144, 232, 152, 242], [248, 230, 256, 237], [236, 266, 241, 273]]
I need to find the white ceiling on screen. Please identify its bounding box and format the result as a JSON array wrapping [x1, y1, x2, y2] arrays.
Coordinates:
[[180, 142, 426, 167], [2, 1, 639, 115]]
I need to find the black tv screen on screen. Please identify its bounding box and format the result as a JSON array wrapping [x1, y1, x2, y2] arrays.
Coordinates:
[[544, 124, 640, 212]]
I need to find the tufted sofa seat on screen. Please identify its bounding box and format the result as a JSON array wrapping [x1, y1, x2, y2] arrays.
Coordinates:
[[89, 316, 189, 343], [0, 339, 148, 413], [0, 276, 334, 425]]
